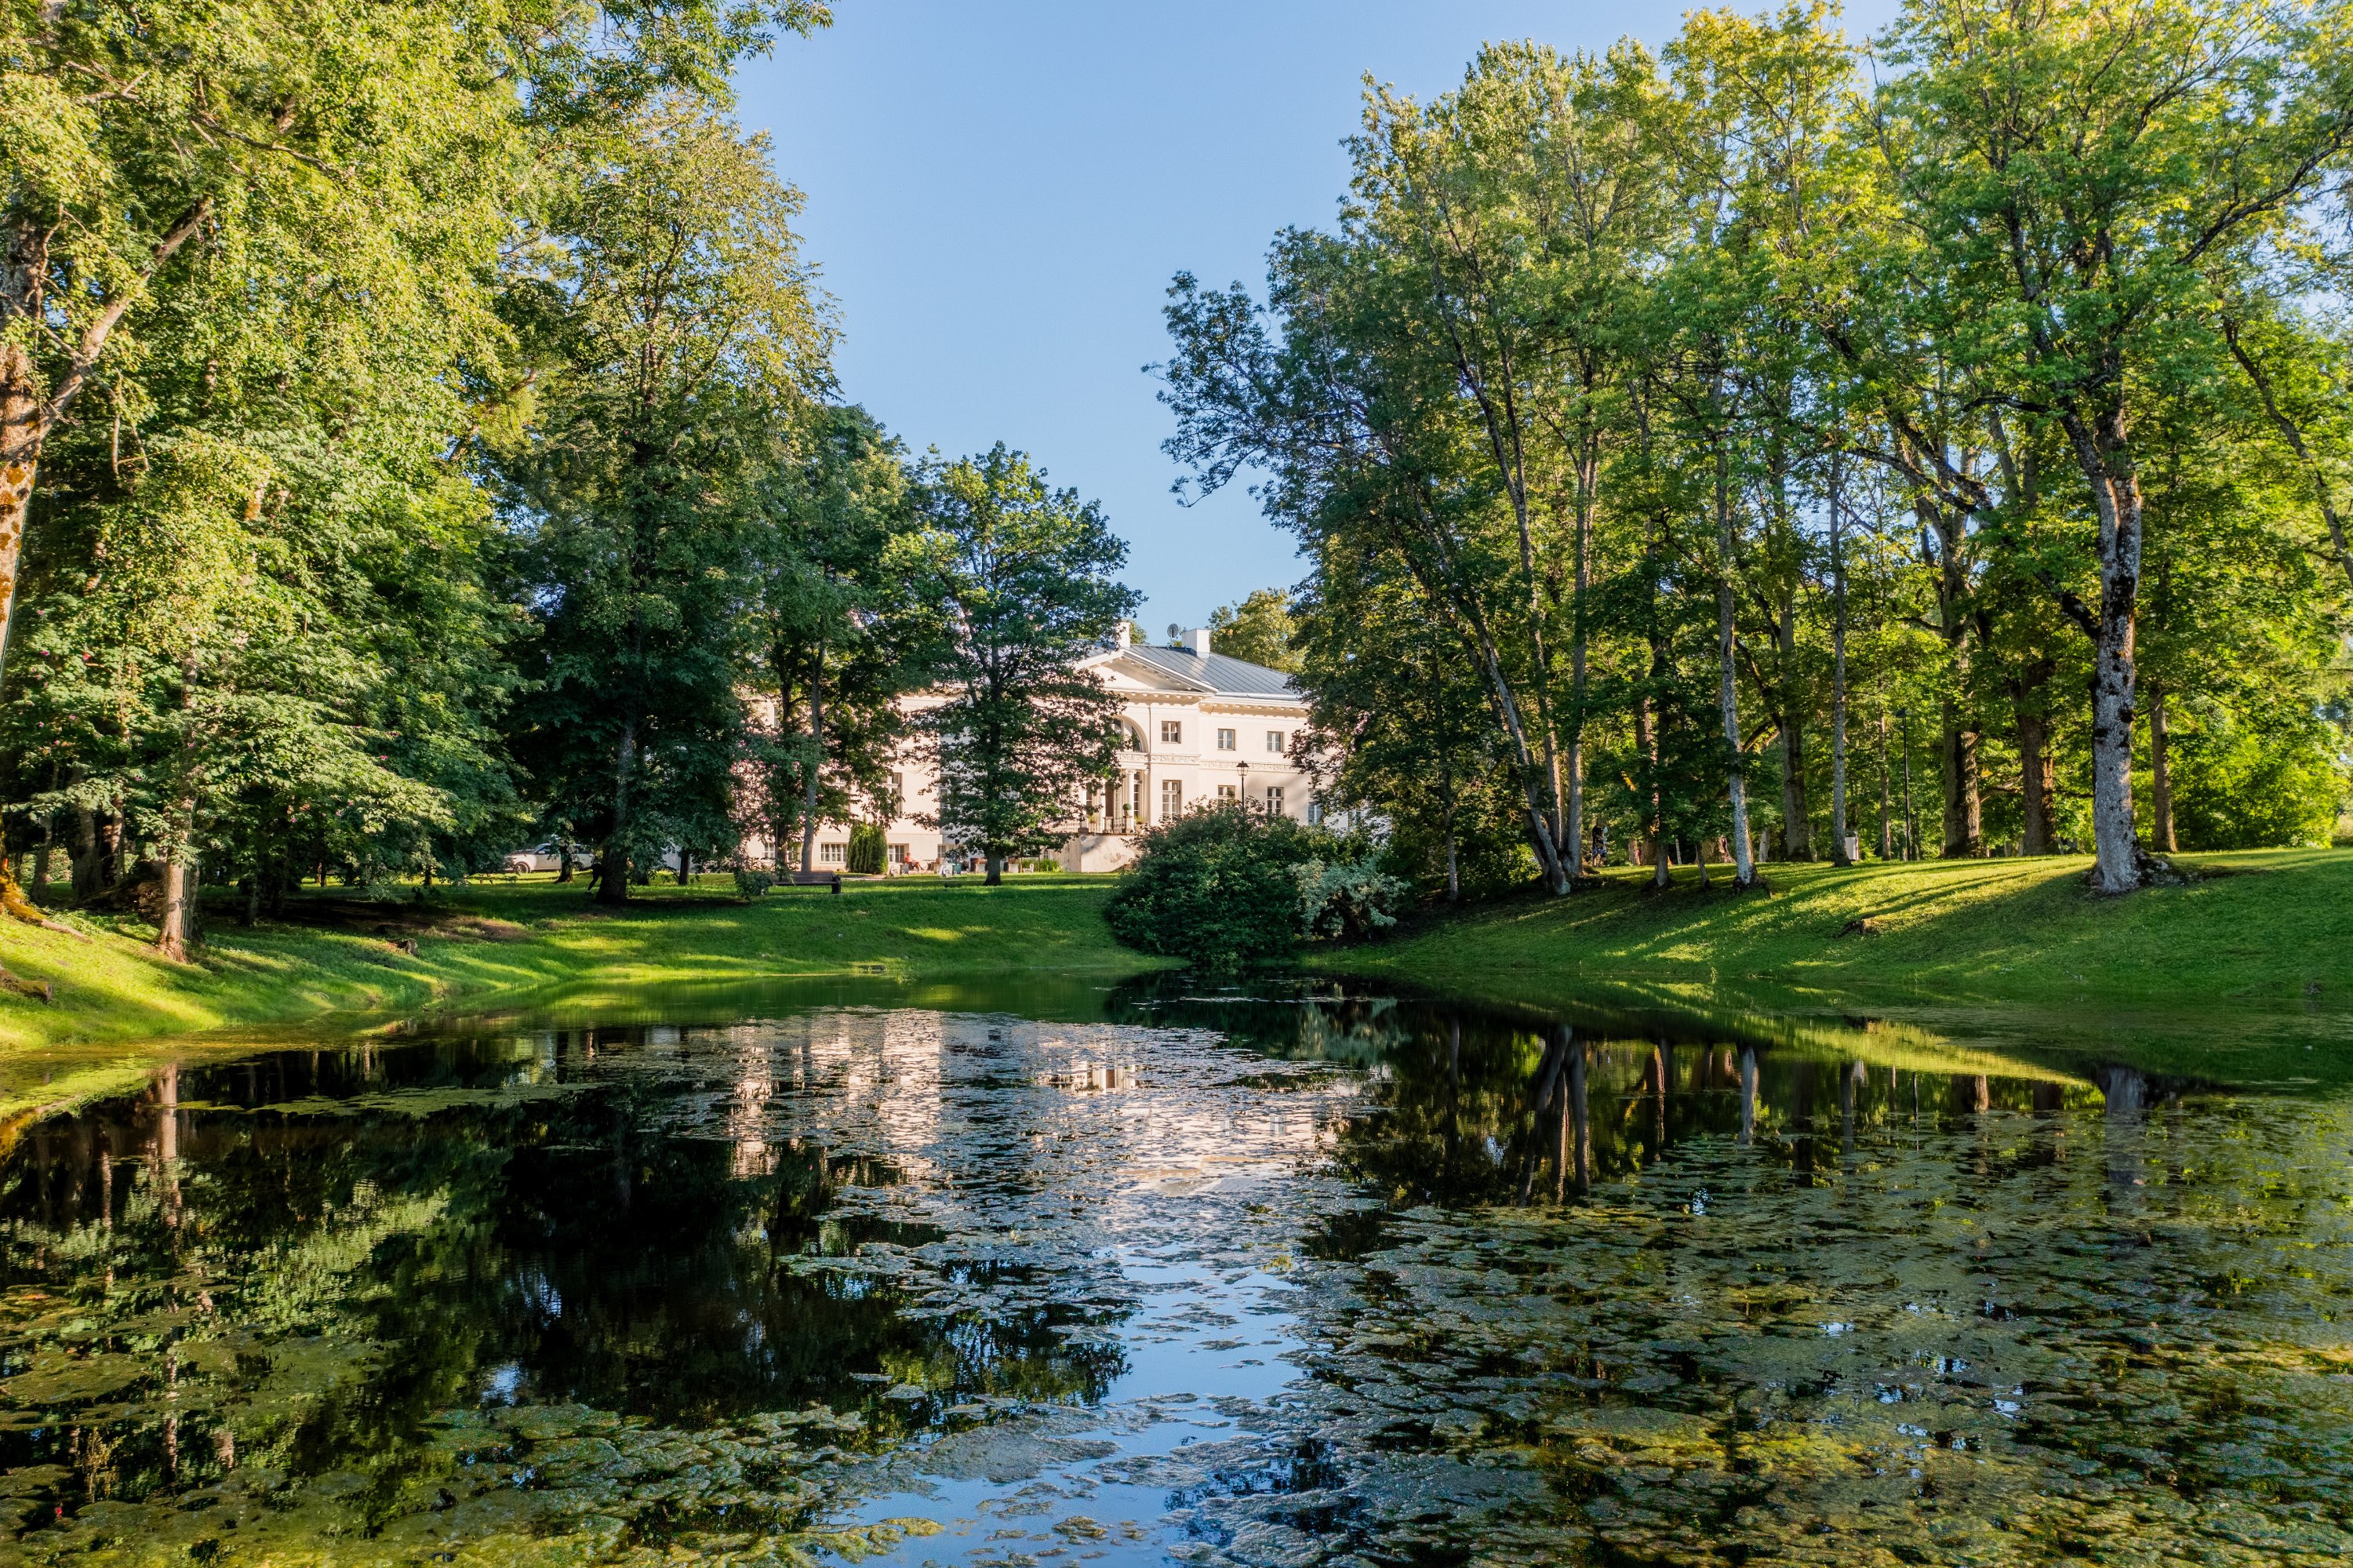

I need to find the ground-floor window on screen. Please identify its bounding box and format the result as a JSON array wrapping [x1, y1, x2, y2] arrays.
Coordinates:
[[1161, 779, 1182, 819], [889, 843, 910, 864], [1217, 784, 1237, 801], [1266, 785, 1284, 816], [820, 842, 846, 865], [1307, 799, 1323, 826]]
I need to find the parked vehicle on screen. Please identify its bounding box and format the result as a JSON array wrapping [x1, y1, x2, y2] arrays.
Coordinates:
[[501, 842, 596, 875]]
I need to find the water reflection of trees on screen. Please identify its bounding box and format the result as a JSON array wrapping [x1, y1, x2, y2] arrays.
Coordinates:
[[0, 1028, 1120, 1539]]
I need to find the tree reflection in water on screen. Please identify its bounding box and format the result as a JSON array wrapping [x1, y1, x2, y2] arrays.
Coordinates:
[[0, 982, 2347, 1567]]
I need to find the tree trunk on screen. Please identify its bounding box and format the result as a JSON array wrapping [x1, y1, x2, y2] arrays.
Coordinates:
[[598, 719, 635, 905], [2015, 660, 2058, 855], [556, 832, 575, 883], [2018, 712, 2057, 856], [0, 345, 42, 701], [2062, 410, 2147, 893], [1780, 715, 1809, 860], [1876, 714, 1893, 861], [1566, 442, 1598, 878], [799, 646, 826, 875], [984, 851, 1004, 886], [156, 846, 199, 963], [2148, 685, 2177, 854], [1829, 458, 1852, 865], [1714, 446, 1756, 886], [1777, 588, 1812, 860], [1635, 693, 1667, 889], [1918, 496, 1981, 860], [1939, 705, 1983, 859]]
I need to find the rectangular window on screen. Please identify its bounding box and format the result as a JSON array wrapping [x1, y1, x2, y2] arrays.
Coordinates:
[[1217, 727, 1236, 751], [819, 842, 846, 866], [1160, 720, 1182, 745], [889, 843, 910, 864], [1267, 786, 1284, 816], [1267, 730, 1286, 753], [1308, 800, 1324, 826], [1217, 784, 1237, 801], [1161, 779, 1182, 818]]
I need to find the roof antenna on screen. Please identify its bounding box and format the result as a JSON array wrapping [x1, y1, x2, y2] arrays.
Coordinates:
[[1166, 623, 1181, 642]]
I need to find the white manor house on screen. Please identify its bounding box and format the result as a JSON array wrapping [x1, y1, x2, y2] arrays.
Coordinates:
[[757, 624, 1318, 875]]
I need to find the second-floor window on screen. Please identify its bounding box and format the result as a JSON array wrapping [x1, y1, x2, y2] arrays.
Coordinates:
[[1266, 730, 1286, 753], [1267, 785, 1285, 815], [1160, 720, 1182, 745], [1217, 727, 1236, 751]]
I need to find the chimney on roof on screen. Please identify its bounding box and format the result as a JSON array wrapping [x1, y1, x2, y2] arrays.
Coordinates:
[[1114, 620, 1132, 650], [1188, 627, 1212, 657]]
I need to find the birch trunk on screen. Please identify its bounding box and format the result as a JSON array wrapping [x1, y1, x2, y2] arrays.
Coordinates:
[[1828, 456, 1851, 864], [2062, 409, 2148, 893], [2148, 686, 2177, 853], [1875, 715, 1893, 860], [1566, 443, 1597, 879], [799, 647, 827, 875], [1715, 445, 1756, 886]]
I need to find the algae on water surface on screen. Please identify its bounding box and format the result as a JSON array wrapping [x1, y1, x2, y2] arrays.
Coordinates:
[[0, 979, 2348, 1565]]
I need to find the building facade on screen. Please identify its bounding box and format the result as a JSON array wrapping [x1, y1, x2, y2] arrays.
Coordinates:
[[769, 627, 1317, 875]]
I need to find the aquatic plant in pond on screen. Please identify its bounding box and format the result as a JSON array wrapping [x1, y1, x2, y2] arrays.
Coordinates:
[[0, 984, 2346, 1566]]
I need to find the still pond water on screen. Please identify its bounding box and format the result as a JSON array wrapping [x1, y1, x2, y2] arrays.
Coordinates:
[[1, 977, 2349, 1566]]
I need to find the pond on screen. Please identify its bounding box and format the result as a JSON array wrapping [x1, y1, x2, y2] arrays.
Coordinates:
[[2, 977, 2348, 1566]]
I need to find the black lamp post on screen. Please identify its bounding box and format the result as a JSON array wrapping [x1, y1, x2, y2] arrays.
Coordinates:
[[1237, 759, 1249, 809]]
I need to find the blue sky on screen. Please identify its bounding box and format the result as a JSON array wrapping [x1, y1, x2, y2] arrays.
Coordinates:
[[736, 2, 1898, 642]]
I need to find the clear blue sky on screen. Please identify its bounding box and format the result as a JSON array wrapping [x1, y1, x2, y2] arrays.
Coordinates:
[[736, 2, 1897, 642]]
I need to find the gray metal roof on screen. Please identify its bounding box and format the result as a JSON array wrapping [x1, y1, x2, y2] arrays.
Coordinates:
[[1121, 644, 1300, 699]]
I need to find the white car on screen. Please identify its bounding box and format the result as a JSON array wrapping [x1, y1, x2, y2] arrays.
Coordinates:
[[502, 842, 595, 875]]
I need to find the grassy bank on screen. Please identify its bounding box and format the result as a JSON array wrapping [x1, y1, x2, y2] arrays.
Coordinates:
[[0, 873, 1155, 1057], [1322, 847, 2353, 1080], [8, 849, 2350, 1120]]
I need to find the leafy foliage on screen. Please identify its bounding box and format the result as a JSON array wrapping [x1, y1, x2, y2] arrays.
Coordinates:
[[1104, 802, 1398, 967], [920, 446, 1139, 884]]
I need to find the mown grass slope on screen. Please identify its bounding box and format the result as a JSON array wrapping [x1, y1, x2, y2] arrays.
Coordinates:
[[1326, 848, 2353, 1014], [1, 873, 1153, 1055]]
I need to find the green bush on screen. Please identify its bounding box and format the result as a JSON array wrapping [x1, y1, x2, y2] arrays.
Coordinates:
[[846, 824, 887, 875], [1292, 857, 1411, 941], [1105, 803, 1404, 968], [2168, 711, 2347, 849]]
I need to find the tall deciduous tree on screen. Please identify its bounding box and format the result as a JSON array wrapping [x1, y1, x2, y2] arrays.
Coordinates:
[[742, 405, 944, 874], [496, 102, 831, 904], [1878, 0, 2353, 891], [922, 446, 1138, 885], [1206, 588, 1301, 671]]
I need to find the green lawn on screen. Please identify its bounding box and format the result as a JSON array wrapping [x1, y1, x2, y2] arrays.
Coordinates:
[[1318, 847, 2353, 1083], [0, 871, 1155, 1057], [6, 850, 2350, 1122]]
